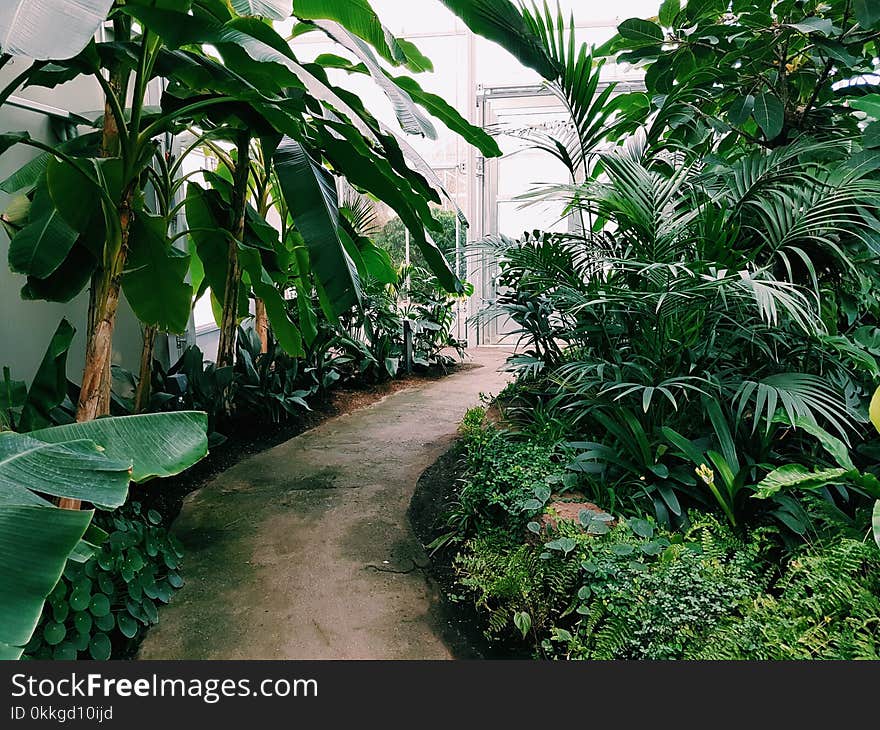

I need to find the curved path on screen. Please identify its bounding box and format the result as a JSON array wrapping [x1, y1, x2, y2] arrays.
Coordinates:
[[139, 348, 511, 660]]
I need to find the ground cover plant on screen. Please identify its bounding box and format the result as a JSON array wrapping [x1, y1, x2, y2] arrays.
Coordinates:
[[432, 0, 880, 659]]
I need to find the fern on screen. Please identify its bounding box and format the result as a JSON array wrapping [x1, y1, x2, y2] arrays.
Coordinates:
[[698, 538, 880, 659]]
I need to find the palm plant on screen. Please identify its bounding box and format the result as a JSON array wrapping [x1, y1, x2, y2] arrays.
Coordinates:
[[434, 0, 880, 530], [487, 133, 880, 528]]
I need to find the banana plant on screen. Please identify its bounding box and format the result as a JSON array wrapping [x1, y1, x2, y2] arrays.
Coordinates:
[[184, 131, 306, 369], [1, 0, 502, 436], [0, 0, 113, 60], [0, 1, 269, 434], [0, 410, 208, 659], [438, 0, 559, 78], [1, 319, 74, 432], [171, 0, 503, 362]]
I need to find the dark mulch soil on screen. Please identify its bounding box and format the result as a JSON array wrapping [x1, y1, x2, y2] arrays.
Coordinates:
[[132, 364, 473, 526], [409, 444, 531, 660]]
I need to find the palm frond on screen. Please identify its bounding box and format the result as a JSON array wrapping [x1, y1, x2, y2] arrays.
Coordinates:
[[732, 373, 861, 440]]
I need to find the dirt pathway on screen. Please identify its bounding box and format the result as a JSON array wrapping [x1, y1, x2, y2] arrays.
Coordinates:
[[139, 348, 511, 660]]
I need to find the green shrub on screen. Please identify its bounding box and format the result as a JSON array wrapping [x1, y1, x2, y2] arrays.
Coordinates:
[[23, 502, 184, 661], [430, 418, 571, 554], [455, 529, 581, 642], [458, 424, 568, 532], [486, 139, 880, 533], [557, 519, 768, 660], [455, 513, 777, 659], [699, 538, 880, 660], [459, 407, 487, 439]]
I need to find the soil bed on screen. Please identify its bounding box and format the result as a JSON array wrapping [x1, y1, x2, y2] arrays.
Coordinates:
[[409, 444, 531, 660]]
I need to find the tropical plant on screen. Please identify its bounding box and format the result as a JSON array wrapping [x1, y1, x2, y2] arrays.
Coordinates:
[[455, 511, 775, 658], [696, 536, 880, 659], [148, 346, 233, 439], [376, 210, 458, 270], [1, 0, 501, 460], [229, 323, 314, 423], [403, 267, 467, 369], [0, 411, 207, 658], [1, 319, 75, 432], [598, 0, 880, 152], [485, 133, 880, 528], [22, 501, 185, 661]]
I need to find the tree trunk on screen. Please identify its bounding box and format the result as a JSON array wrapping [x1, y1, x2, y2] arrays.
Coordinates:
[[255, 299, 269, 353], [216, 132, 251, 369], [216, 247, 241, 369], [60, 17, 133, 512], [75, 266, 122, 424], [75, 194, 133, 424], [253, 182, 272, 354], [134, 324, 157, 414], [61, 230, 129, 510]]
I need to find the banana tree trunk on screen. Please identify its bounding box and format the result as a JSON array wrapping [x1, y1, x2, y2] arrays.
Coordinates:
[[61, 199, 132, 510], [216, 132, 251, 369], [75, 193, 133, 423], [253, 167, 272, 354], [134, 324, 157, 413], [254, 299, 269, 353], [61, 16, 133, 511]]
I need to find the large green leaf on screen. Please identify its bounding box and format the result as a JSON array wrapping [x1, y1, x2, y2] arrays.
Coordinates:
[[309, 110, 452, 263], [230, 0, 291, 20], [0, 504, 93, 659], [854, 0, 880, 30], [0, 0, 113, 59], [29, 412, 209, 484], [375, 122, 468, 225], [18, 318, 75, 433], [753, 92, 784, 140], [294, 0, 431, 71], [46, 156, 100, 234], [658, 0, 680, 27], [7, 186, 79, 279], [0, 432, 131, 508], [238, 246, 304, 357], [221, 16, 381, 143], [774, 415, 855, 471], [122, 213, 193, 334], [312, 20, 437, 138], [127, 7, 380, 144], [851, 94, 880, 120], [618, 18, 664, 45], [753, 465, 848, 499], [0, 132, 101, 194], [439, 0, 558, 79], [20, 242, 96, 304], [727, 94, 755, 126], [0, 410, 208, 659], [273, 136, 361, 317], [317, 127, 459, 292], [357, 238, 396, 284], [185, 182, 232, 296], [184, 182, 249, 321], [387, 74, 501, 158]]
